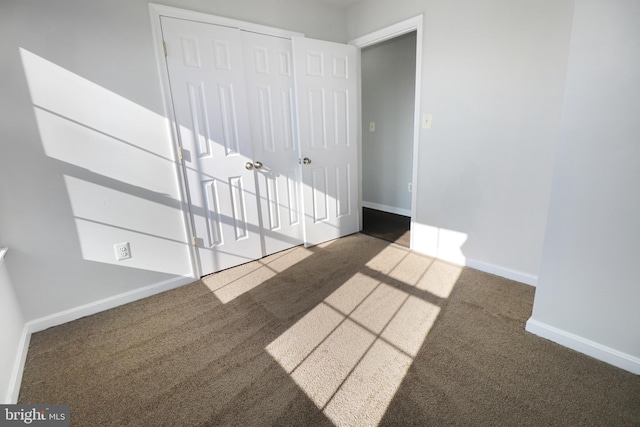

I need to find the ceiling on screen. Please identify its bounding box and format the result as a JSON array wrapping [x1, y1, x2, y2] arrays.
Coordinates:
[[308, 0, 361, 9]]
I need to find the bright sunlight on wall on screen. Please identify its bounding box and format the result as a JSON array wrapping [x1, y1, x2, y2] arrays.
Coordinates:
[[20, 48, 191, 277]]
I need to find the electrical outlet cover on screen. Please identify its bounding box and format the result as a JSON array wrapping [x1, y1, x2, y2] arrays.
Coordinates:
[[114, 242, 131, 261]]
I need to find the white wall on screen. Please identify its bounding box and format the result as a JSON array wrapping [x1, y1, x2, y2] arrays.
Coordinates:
[[0, 0, 190, 322], [0, 0, 347, 322], [347, 0, 574, 279], [527, 0, 640, 373], [159, 0, 348, 43], [0, 249, 26, 403], [361, 32, 416, 214]]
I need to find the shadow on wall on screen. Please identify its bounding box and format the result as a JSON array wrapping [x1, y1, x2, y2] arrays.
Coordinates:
[[18, 48, 327, 280], [15, 46, 479, 417], [19, 47, 191, 277]]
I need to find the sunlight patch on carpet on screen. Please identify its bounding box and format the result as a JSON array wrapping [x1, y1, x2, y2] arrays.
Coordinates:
[[324, 340, 412, 426], [382, 296, 440, 357], [266, 246, 453, 426], [364, 245, 410, 275], [290, 318, 376, 408], [416, 260, 462, 299], [388, 252, 434, 286], [324, 273, 380, 315], [350, 283, 407, 334], [202, 246, 314, 303], [267, 303, 344, 373]]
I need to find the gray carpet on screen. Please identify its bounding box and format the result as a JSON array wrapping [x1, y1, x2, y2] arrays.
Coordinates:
[[19, 233, 640, 426]]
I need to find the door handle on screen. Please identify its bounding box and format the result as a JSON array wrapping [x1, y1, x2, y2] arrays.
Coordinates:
[[300, 157, 311, 165], [254, 161, 263, 170], [245, 162, 254, 170]]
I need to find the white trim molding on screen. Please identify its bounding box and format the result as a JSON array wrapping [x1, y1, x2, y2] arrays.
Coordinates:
[[362, 201, 411, 217], [526, 318, 640, 375], [149, 4, 304, 39], [26, 275, 195, 334], [465, 258, 537, 287], [350, 15, 424, 253], [7, 274, 194, 403], [350, 15, 423, 48], [7, 327, 30, 404], [411, 222, 538, 286], [1, 247, 27, 404]]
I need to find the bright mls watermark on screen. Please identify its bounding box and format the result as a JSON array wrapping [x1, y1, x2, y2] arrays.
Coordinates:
[[0, 405, 69, 426]]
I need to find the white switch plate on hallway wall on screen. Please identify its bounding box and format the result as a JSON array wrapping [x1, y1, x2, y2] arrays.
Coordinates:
[[422, 113, 432, 129]]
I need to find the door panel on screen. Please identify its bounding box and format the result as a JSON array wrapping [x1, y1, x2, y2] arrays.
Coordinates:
[[312, 167, 329, 222], [162, 17, 263, 275], [242, 31, 304, 255], [163, 16, 359, 273], [293, 37, 359, 246], [336, 164, 351, 217]]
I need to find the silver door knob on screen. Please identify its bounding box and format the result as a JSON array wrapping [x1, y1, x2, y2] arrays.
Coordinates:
[[254, 161, 263, 170], [245, 162, 254, 170], [302, 157, 311, 165]]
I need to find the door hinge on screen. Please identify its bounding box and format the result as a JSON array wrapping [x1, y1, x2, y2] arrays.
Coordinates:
[[192, 237, 198, 247], [163, 41, 167, 57], [178, 146, 183, 160]]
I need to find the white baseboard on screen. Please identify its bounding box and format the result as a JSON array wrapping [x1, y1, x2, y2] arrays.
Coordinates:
[[362, 201, 411, 217], [6, 326, 31, 404], [7, 274, 195, 403], [465, 258, 537, 287], [26, 275, 195, 334], [526, 318, 640, 375], [410, 222, 537, 287]]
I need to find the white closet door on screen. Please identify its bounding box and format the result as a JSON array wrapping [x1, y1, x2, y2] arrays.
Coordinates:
[[293, 37, 360, 246], [242, 31, 304, 256], [162, 17, 262, 275]]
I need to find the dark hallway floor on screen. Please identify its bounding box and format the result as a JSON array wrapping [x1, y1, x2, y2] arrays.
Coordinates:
[[361, 207, 410, 247]]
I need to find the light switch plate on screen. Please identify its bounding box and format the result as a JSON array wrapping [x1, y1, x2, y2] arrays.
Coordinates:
[[422, 114, 432, 129]]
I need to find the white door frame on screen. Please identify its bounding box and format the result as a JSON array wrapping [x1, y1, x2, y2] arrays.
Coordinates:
[[148, 4, 304, 278], [349, 15, 424, 251]]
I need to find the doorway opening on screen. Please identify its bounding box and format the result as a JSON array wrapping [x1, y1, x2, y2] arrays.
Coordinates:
[[353, 21, 421, 248], [362, 207, 411, 247]]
